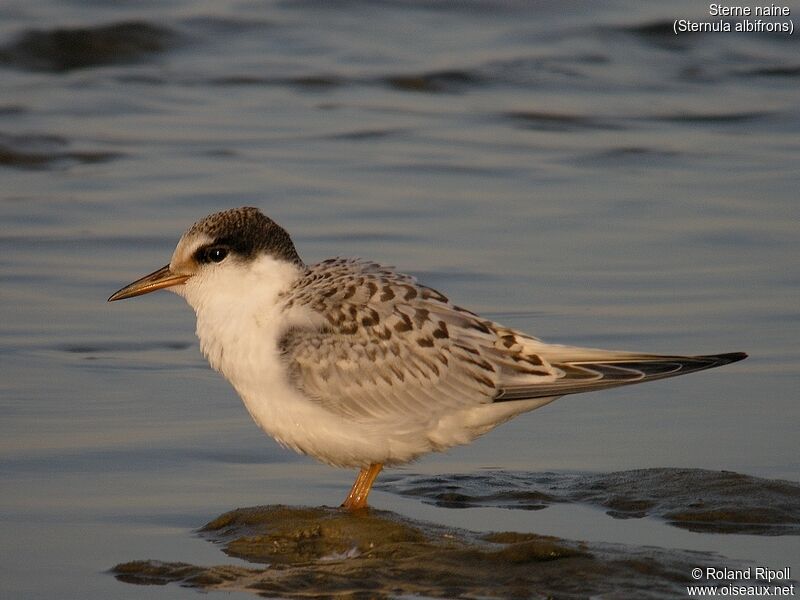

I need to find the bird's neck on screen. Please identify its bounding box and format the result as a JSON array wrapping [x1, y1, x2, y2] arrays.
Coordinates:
[[185, 256, 305, 380]]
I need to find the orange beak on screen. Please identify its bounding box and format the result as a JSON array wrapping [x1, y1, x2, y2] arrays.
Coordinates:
[[108, 265, 190, 302]]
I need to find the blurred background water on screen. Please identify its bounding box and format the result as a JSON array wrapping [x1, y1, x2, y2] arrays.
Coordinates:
[[1, 0, 798, 598]]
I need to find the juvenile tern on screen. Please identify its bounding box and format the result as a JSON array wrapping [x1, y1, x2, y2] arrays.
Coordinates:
[[109, 207, 747, 509]]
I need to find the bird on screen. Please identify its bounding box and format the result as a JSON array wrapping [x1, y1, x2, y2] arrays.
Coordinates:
[[108, 207, 746, 510]]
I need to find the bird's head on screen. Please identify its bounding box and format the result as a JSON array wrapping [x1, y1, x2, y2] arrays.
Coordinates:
[[108, 207, 304, 307]]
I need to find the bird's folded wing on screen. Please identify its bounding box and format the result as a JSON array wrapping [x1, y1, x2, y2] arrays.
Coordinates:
[[279, 259, 521, 424], [280, 259, 746, 422], [279, 313, 505, 425]]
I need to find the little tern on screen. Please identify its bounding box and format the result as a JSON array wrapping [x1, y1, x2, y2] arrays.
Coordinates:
[[109, 207, 746, 509]]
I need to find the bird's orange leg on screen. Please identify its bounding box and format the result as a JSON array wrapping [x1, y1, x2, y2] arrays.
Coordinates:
[[341, 463, 383, 510]]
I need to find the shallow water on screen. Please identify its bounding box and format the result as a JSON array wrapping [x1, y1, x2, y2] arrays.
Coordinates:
[[110, 503, 750, 598], [1, 0, 799, 598]]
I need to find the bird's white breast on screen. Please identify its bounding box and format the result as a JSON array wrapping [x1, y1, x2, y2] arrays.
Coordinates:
[[176, 255, 393, 466]]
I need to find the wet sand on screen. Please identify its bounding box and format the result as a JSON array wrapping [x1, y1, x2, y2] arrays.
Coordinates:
[[114, 505, 716, 598], [112, 468, 797, 598]]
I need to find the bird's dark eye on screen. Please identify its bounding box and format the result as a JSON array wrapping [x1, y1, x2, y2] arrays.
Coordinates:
[[197, 245, 229, 264], [209, 247, 228, 262]]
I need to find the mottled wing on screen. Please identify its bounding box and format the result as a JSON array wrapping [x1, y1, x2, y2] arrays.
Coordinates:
[[279, 259, 556, 425], [280, 259, 746, 422]]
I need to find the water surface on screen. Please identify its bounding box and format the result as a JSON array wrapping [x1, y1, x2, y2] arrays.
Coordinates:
[[1, 1, 798, 597]]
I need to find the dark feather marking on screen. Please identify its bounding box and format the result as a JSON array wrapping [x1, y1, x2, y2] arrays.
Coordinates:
[[523, 354, 544, 366], [407, 357, 430, 380], [472, 373, 495, 388], [501, 335, 516, 348], [432, 321, 449, 339], [394, 313, 413, 333], [361, 308, 380, 327], [412, 308, 430, 328], [454, 343, 480, 356], [469, 320, 492, 334], [462, 355, 496, 372], [427, 360, 440, 376], [421, 287, 448, 303], [340, 322, 358, 335], [454, 305, 479, 316], [401, 285, 418, 300], [389, 364, 406, 382]]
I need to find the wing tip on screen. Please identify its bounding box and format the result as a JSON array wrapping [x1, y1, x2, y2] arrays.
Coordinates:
[[700, 351, 748, 366]]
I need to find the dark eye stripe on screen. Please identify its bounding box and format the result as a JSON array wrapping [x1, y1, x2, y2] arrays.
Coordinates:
[[195, 244, 229, 264]]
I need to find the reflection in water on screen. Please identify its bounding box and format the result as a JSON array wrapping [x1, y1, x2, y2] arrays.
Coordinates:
[[382, 468, 800, 535]]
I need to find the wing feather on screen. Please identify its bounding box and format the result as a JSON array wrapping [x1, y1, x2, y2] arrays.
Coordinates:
[[280, 259, 503, 425], [280, 259, 746, 422], [494, 352, 747, 401]]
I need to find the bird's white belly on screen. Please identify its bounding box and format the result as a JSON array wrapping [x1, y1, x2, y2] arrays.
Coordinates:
[[231, 354, 557, 468], [194, 303, 410, 467]]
